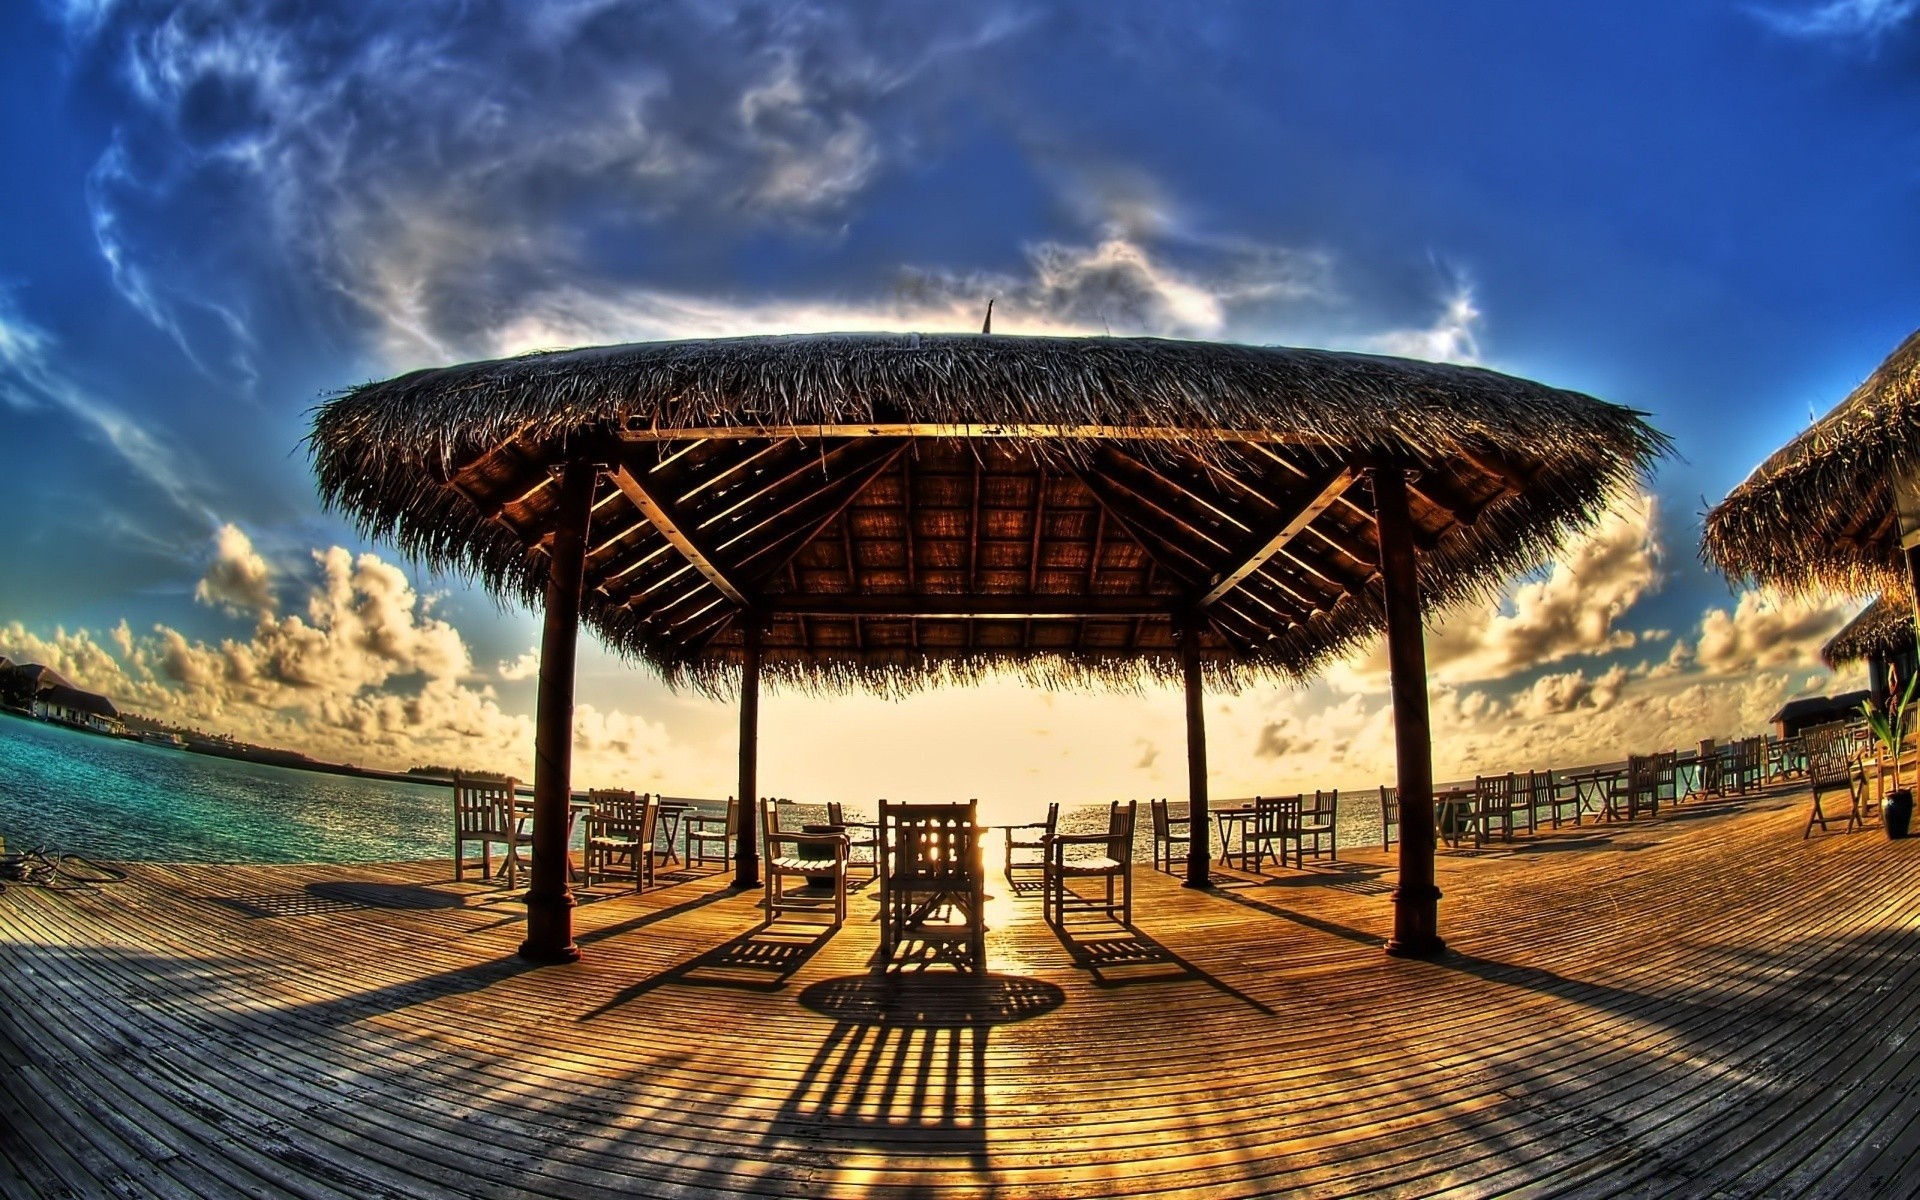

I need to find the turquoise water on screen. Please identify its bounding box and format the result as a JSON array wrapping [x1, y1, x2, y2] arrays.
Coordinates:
[[0, 713, 1393, 865], [0, 716, 457, 863]]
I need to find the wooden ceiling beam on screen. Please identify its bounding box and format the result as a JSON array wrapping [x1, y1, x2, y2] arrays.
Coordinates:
[[619, 422, 1324, 444], [610, 466, 752, 609], [765, 595, 1176, 619], [1196, 468, 1356, 608]]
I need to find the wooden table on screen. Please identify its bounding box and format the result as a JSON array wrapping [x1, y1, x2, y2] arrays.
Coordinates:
[[1434, 786, 1476, 847], [1557, 767, 1625, 820], [1212, 805, 1256, 866]]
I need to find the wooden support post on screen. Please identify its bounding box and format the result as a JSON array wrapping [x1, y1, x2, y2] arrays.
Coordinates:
[[734, 617, 764, 889], [519, 460, 596, 964], [1372, 463, 1444, 959], [1180, 615, 1212, 888]]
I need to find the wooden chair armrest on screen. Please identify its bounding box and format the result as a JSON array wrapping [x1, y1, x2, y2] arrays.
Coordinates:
[[1046, 832, 1116, 846]]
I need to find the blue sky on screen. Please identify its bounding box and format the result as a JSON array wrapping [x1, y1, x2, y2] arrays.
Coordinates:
[[3, 0, 1918, 814]]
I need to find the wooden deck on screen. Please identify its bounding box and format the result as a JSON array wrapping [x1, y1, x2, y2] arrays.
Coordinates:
[[4, 786, 1919, 1198]]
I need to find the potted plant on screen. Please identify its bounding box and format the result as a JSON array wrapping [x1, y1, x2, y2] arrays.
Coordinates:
[[1861, 671, 1918, 839]]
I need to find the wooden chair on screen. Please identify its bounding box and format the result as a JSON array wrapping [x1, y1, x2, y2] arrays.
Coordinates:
[[1149, 798, 1190, 873], [1002, 803, 1059, 889], [1621, 754, 1661, 819], [877, 800, 986, 972], [826, 802, 879, 878], [1804, 722, 1869, 838], [1379, 785, 1398, 850], [1473, 773, 1521, 843], [763, 798, 848, 926], [453, 775, 518, 883], [686, 796, 738, 868], [1535, 769, 1580, 829], [1298, 789, 1338, 862], [1045, 800, 1136, 927], [583, 790, 657, 891], [1241, 795, 1302, 871]]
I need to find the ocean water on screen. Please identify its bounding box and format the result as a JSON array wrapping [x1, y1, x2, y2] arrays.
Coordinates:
[[0, 714, 1394, 865], [0, 716, 457, 863]]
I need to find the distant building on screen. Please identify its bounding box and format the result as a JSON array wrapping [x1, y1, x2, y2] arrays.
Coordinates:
[[1769, 690, 1871, 740], [0, 662, 123, 734]]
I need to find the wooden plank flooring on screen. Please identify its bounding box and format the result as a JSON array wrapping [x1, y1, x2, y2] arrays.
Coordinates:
[[4, 786, 1920, 1198]]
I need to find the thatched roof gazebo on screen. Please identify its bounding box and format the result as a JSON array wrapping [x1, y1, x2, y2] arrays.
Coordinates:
[[312, 333, 1666, 963], [1704, 328, 1920, 604], [1823, 595, 1917, 710]]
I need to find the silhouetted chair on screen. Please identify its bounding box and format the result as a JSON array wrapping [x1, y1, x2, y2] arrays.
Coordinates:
[[1298, 789, 1338, 862], [453, 775, 518, 884], [1622, 753, 1674, 820], [1475, 772, 1527, 842], [1379, 785, 1398, 850], [826, 801, 879, 878], [1804, 722, 1869, 837], [877, 800, 986, 971], [584, 789, 657, 891], [763, 798, 848, 926], [1241, 794, 1302, 871], [1045, 800, 1136, 927], [1002, 803, 1059, 889], [686, 796, 738, 868], [1149, 798, 1189, 873]]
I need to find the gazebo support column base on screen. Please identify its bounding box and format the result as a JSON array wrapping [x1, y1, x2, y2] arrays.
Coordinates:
[[519, 893, 581, 964], [1383, 882, 1446, 959]]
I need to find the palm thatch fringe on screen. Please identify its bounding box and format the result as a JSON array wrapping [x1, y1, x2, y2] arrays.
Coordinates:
[[310, 333, 1668, 698], [1703, 328, 1920, 600], [1822, 595, 1915, 669]]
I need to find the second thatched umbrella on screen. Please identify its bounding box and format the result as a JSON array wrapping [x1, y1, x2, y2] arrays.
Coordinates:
[[1704, 328, 1920, 603], [313, 332, 1667, 963]]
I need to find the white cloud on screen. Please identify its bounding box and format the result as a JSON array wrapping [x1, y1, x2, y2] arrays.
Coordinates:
[[1753, 0, 1918, 40], [0, 294, 213, 524], [497, 649, 542, 681], [1369, 282, 1482, 365], [194, 523, 275, 617]]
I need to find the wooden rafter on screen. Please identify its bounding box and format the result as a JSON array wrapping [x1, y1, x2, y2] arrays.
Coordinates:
[[730, 442, 910, 576], [610, 466, 752, 609], [1197, 469, 1356, 608]]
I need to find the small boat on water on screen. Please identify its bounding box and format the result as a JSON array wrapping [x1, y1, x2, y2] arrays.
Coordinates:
[[138, 731, 185, 748]]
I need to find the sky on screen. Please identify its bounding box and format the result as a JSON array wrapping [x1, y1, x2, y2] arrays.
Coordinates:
[[4, 0, 1919, 823]]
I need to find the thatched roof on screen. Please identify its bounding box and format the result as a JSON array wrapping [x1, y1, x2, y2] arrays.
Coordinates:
[[1822, 595, 1915, 668], [311, 333, 1667, 697], [1703, 328, 1920, 599]]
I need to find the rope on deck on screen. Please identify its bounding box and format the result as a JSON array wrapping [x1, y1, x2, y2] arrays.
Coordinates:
[[0, 848, 127, 894]]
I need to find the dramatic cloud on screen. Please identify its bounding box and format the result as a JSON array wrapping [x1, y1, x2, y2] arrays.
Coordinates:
[[1692, 590, 1856, 676], [65, 1, 1032, 372], [1368, 280, 1482, 365], [193, 523, 275, 617], [484, 225, 1332, 358], [1340, 495, 1663, 688], [0, 526, 715, 787]]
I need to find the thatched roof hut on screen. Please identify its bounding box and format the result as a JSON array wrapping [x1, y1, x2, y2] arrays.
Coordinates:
[[314, 334, 1664, 695], [1703, 328, 1920, 600], [312, 332, 1666, 961], [1821, 595, 1914, 669]]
